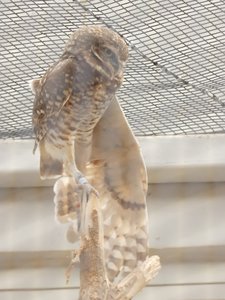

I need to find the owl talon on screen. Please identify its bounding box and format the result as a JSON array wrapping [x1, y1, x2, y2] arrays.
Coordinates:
[[83, 183, 99, 198], [79, 187, 88, 235], [76, 172, 99, 198], [79, 182, 98, 235]]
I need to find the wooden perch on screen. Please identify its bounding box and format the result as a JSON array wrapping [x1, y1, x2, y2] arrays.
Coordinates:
[[109, 255, 161, 300], [78, 194, 161, 300], [79, 195, 109, 300]]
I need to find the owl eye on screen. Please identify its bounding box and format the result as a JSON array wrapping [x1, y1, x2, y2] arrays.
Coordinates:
[[102, 47, 119, 69], [102, 47, 114, 58]]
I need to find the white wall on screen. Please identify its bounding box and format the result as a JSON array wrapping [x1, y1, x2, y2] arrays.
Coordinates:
[[0, 135, 225, 299]]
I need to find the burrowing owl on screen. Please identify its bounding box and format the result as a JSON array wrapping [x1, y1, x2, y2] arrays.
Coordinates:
[[31, 25, 149, 282], [31, 25, 128, 182]]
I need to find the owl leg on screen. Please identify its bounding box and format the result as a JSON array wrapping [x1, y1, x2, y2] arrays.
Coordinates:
[[60, 164, 98, 236], [65, 160, 98, 197], [72, 170, 99, 235], [64, 146, 98, 235]]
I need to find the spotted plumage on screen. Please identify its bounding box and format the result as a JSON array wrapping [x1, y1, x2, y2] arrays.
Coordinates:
[[31, 25, 128, 178], [31, 25, 149, 283]]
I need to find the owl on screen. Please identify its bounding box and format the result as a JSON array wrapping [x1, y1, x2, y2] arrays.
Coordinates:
[[31, 25, 128, 185], [31, 25, 149, 282]]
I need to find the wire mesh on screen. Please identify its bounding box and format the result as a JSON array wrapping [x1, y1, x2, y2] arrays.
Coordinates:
[[0, 0, 225, 138]]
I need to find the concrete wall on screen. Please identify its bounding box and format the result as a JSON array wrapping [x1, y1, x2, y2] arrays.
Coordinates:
[[0, 135, 225, 299]]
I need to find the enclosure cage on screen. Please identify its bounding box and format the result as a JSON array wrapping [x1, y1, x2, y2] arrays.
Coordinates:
[[1, 0, 225, 299]]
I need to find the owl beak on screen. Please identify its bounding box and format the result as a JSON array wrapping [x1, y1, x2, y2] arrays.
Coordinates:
[[91, 47, 103, 63], [104, 63, 115, 79], [91, 48, 114, 79]]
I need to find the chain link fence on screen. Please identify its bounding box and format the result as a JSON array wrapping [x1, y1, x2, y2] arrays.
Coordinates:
[[1, 0, 225, 138]]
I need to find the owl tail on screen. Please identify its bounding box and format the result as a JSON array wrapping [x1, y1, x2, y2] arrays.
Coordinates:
[[39, 140, 64, 179], [101, 194, 149, 282], [104, 215, 149, 282]]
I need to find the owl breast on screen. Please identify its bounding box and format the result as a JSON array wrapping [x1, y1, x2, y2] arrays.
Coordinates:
[[46, 79, 114, 147], [34, 51, 122, 149]]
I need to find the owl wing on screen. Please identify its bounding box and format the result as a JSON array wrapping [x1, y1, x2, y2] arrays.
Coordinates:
[[31, 58, 75, 147], [86, 96, 149, 282], [31, 58, 75, 178]]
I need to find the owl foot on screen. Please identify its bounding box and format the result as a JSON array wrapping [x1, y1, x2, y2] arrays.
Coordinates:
[[79, 182, 99, 236], [76, 173, 99, 198], [73, 172, 99, 235]]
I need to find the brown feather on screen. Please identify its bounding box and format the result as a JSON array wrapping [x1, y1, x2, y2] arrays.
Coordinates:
[[83, 97, 149, 282]]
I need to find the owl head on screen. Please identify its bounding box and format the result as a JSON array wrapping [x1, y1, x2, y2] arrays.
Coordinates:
[[64, 26, 129, 83]]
